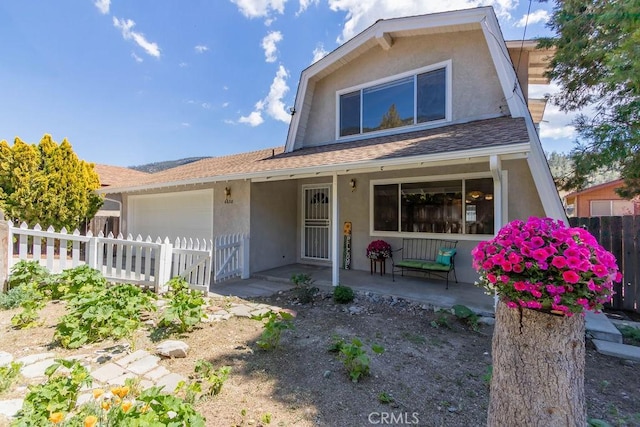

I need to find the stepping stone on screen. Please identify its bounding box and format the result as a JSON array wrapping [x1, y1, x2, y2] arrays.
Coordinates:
[[0, 351, 13, 367], [250, 307, 271, 317], [585, 311, 623, 343], [114, 350, 150, 367], [229, 305, 253, 318], [155, 373, 186, 393], [144, 366, 171, 381], [126, 355, 161, 375], [92, 362, 129, 383], [107, 372, 137, 386], [592, 339, 640, 362], [15, 353, 55, 366], [20, 358, 57, 379], [0, 399, 23, 419]]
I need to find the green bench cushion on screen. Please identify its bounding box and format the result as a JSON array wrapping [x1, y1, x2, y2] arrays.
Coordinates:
[[396, 260, 451, 271]]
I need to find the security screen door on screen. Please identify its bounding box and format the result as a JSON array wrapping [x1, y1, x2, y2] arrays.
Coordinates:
[[302, 186, 331, 260]]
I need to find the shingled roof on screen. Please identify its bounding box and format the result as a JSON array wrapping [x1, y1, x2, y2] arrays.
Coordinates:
[[93, 164, 150, 187], [101, 116, 529, 193]]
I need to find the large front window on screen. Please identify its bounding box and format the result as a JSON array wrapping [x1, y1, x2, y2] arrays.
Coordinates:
[[372, 177, 494, 235], [338, 62, 450, 138]]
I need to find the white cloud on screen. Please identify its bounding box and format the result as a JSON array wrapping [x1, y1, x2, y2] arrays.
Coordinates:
[[311, 43, 329, 63], [515, 9, 550, 27], [222, 102, 230, 107], [239, 65, 291, 126], [298, 0, 319, 14], [179, 62, 188, 68], [181, 122, 191, 127], [327, 0, 518, 43], [131, 52, 143, 63], [239, 111, 265, 126], [94, 0, 110, 14], [113, 17, 161, 58], [230, 0, 287, 19], [194, 45, 209, 53], [224, 119, 237, 125], [262, 31, 283, 63], [202, 102, 211, 109]]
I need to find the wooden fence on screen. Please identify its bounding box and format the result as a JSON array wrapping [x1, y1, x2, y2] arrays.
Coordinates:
[[569, 216, 639, 313]]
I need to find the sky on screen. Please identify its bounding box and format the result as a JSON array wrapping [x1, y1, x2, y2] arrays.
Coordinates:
[[0, 0, 576, 167]]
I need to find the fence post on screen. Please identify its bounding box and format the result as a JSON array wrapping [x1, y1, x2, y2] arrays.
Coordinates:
[[86, 231, 98, 270], [241, 235, 250, 279], [156, 238, 173, 293], [0, 211, 8, 292]]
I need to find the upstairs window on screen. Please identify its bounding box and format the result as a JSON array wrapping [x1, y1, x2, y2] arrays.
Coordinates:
[[338, 61, 450, 138]]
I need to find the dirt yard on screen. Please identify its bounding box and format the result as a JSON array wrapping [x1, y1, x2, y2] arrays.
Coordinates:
[[1, 289, 639, 426]]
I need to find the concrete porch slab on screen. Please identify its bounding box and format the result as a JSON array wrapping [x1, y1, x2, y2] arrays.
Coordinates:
[[585, 311, 623, 344]]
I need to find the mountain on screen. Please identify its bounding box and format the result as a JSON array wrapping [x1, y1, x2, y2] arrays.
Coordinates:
[[129, 157, 210, 173]]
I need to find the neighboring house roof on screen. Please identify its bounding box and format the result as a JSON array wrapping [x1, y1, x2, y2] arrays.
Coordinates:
[[564, 179, 624, 199], [93, 164, 150, 187], [99, 116, 529, 194]]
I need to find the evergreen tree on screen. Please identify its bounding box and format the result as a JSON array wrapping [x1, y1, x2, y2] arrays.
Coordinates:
[[379, 104, 405, 130], [0, 135, 102, 230], [539, 0, 640, 197]]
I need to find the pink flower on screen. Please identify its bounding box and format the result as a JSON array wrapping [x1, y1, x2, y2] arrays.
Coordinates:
[[501, 261, 513, 272], [551, 256, 567, 269], [526, 301, 542, 309], [562, 270, 580, 284], [591, 264, 609, 278], [512, 263, 524, 273], [514, 281, 526, 291], [506, 301, 519, 309], [532, 249, 549, 262], [487, 274, 497, 284]]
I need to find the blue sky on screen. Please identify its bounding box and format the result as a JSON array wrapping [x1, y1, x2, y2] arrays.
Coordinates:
[[0, 0, 575, 167]]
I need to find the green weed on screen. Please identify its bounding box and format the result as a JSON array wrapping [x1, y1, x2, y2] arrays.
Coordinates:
[[329, 336, 384, 383], [157, 277, 205, 334], [0, 362, 22, 394], [252, 310, 295, 350]]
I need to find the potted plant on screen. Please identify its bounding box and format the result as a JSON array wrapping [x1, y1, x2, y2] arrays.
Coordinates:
[[472, 217, 621, 426], [366, 240, 392, 260]]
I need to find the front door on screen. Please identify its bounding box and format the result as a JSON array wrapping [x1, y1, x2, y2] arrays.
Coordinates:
[[302, 185, 331, 260]]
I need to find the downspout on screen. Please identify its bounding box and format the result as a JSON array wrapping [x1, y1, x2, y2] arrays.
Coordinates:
[[332, 173, 339, 286]]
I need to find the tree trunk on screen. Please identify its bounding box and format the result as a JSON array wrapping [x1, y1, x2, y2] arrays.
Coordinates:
[[488, 300, 587, 427]]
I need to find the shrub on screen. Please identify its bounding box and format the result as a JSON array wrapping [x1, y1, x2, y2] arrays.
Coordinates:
[[6, 260, 50, 290], [157, 277, 205, 334], [252, 310, 295, 350], [0, 362, 22, 393], [329, 336, 384, 383], [0, 284, 40, 310], [10, 282, 46, 329], [47, 265, 107, 300], [290, 273, 319, 304], [55, 283, 155, 349], [333, 285, 355, 303]]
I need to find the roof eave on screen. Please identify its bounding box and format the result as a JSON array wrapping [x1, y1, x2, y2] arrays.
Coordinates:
[[97, 141, 531, 194]]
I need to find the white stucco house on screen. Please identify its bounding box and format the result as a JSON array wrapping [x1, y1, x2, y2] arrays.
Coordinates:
[[98, 7, 563, 286]]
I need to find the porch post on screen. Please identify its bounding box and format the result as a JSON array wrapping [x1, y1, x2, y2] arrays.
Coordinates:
[[490, 155, 503, 233], [332, 173, 339, 286]]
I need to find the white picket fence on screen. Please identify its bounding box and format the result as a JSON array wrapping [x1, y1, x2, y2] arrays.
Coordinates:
[[214, 234, 249, 282], [6, 221, 250, 293]]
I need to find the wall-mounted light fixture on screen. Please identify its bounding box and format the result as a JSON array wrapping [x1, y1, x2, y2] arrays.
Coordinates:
[[349, 178, 357, 191]]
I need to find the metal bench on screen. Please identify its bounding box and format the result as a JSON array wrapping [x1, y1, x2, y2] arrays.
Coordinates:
[[391, 238, 458, 289]]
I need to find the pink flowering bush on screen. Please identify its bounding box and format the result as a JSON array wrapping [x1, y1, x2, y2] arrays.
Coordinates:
[[472, 217, 621, 316], [366, 240, 392, 259]]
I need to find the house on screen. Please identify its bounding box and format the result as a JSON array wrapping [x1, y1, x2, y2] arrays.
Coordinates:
[[564, 179, 639, 217], [89, 164, 150, 236], [97, 7, 564, 286]]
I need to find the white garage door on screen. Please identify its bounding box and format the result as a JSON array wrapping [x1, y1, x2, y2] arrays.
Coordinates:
[[127, 189, 214, 242]]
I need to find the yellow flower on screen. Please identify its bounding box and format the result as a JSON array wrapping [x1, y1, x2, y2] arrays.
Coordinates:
[[84, 415, 98, 427], [49, 412, 64, 424], [121, 401, 133, 413], [92, 388, 104, 399], [101, 401, 111, 411], [111, 385, 130, 399], [140, 404, 150, 414], [114, 397, 122, 406]]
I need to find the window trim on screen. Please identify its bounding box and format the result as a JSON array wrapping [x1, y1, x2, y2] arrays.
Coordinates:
[[335, 60, 453, 141], [369, 172, 496, 240]]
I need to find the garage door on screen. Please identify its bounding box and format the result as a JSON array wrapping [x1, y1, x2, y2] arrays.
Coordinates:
[[127, 189, 214, 242]]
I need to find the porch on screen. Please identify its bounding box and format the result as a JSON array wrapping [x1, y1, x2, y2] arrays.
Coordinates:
[[211, 263, 494, 315]]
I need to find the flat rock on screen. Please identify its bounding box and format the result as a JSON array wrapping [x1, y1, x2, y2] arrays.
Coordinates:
[[592, 339, 640, 362], [156, 341, 189, 358], [144, 365, 171, 381], [156, 373, 186, 394], [229, 305, 253, 318], [0, 351, 13, 367], [15, 353, 55, 366], [92, 362, 129, 383], [114, 349, 150, 367], [0, 399, 23, 419], [20, 358, 57, 379], [126, 354, 160, 375]]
